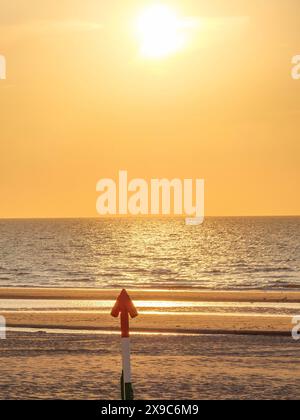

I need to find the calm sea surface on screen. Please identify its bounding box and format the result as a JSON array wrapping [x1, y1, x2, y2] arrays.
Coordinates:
[[0, 217, 299, 290]]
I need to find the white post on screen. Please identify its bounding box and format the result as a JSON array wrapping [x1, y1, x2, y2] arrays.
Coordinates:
[[121, 337, 134, 399], [122, 337, 132, 383]]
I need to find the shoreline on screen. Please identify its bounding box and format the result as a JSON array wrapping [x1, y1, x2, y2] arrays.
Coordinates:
[[1, 287, 299, 337], [1, 287, 300, 302], [5, 325, 292, 337]]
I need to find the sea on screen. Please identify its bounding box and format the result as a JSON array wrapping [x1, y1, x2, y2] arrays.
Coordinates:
[[0, 217, 299, 290]]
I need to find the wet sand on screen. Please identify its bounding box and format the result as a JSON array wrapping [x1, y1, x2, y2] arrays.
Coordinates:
[[1, 311, 295, 336], [1, 288, 299, 335], [0, 288, 300, 335], [1, 287, 300, 302]]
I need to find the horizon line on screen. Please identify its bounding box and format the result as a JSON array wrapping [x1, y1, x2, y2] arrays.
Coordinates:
[[0, 215, 300, 221]]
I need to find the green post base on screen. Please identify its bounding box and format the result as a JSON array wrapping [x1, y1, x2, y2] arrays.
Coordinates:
[[121, 371, 134, 400]]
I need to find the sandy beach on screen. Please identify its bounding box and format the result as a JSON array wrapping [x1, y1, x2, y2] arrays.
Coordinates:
[[1, 287, 300, 399], [1, 330, 299, 400]]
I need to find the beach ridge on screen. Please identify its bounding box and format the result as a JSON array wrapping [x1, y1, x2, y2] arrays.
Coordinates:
[[1, 287, 300, 302]]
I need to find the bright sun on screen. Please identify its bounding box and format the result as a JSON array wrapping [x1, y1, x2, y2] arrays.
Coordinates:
[[136, 4, 187, 59]]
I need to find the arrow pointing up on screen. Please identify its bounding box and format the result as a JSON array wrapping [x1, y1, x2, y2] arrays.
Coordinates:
[[111, 289, 138, 400], [111, 289, 138, 338]]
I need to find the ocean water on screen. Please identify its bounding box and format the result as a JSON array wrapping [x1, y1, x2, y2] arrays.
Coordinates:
[[0, 217, 299, 290]]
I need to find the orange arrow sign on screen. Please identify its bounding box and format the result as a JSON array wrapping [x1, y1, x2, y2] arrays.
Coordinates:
[[111, 289, 138, 337]]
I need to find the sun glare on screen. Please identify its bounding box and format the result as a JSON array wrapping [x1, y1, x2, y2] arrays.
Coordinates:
[[136, 4, 188, 59]]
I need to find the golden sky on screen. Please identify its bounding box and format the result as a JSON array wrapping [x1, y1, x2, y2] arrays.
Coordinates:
[[0, 0, 300, 218]]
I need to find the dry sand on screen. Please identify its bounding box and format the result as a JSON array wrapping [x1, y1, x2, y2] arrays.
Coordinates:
[[0, 288, 299, 399], [0, 330, 299, 400]]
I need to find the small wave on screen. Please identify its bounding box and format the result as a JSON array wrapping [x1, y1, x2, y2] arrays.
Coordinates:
[[100, 273, 123, 278], [127, 268, 149, 274], [272, 282, 300, 289], [244, 267, 293, 274], [201, 269, 223, 275], [38, 237, 54, 240], [151, 268, 176, 275], [66, 271, 89, 276], [46, 268, 62, 273], [263, 274, 295, 280], [128, 254, 146, 259], [60, 278, 92, 283]]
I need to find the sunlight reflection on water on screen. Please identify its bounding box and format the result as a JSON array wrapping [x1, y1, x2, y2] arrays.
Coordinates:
[[0, 218, 299, 290]]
